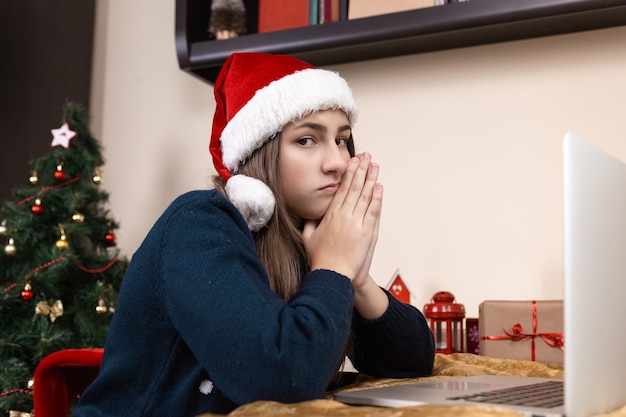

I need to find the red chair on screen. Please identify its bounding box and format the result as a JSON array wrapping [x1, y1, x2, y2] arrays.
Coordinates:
[[33, 348, 103, 417]]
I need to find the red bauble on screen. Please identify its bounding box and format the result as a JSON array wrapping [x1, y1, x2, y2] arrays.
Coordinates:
[[21, 289, 34, 301], [104, 232, 116, 246], [31, 201, 43, 215], [53, 169, 67, 181]]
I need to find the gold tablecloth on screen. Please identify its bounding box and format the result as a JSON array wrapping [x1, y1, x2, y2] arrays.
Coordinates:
[[200, 353, 626, 417]]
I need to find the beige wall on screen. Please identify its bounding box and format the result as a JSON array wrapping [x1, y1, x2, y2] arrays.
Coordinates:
[[91, 0, 626, 317]]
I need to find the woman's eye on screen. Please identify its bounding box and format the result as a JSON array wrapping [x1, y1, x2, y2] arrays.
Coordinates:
[[297, 137, 315, 146], [336, 137, 348, 146]]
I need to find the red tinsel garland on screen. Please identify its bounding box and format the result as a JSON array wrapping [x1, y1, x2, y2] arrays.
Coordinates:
[[0, 388, 32, 398], [15, 176, 82, 207], [5, 256, 121, 294]]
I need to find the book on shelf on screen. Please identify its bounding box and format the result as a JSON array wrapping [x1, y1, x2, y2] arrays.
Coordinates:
[[257, 0, 347, 33], [310, 0, 341, 25], [348, 0, 439, 20], [309, 0, 319, 25], [258, 0, 310, 33], [319, 0, 341, 24]]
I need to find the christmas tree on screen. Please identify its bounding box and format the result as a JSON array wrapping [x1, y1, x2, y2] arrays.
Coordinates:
[[0, 102, 127, 415]]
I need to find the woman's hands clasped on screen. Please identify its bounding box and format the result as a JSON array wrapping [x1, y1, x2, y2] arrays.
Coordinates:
[[302, 152, 383, 282]]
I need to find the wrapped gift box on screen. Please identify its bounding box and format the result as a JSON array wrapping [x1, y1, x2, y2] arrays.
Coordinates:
[[479, 300, 564, 364], [465, 318, 480, 355]]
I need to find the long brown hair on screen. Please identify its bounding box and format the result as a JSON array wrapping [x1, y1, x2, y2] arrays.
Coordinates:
[[213, 130, 355, 300]]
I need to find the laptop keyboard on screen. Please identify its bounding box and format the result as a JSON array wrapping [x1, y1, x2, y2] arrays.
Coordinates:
[[447, 380, 564, 408]]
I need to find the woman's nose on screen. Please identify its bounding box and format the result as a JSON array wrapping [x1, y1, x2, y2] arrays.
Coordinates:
[[322, 144, 348, 174]]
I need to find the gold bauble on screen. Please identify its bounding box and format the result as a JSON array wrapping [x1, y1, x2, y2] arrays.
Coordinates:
[[55, 235, 69, 250], [72, 211, 85, 223], [9, 410, 33, 417], [4, 237, 16, 256], [0, 220, 7, 236], [95, 298, 108, 314], [29, 170, 38, 185], [92, 169, 102, 184]]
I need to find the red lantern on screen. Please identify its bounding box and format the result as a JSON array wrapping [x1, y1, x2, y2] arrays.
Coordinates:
[[424, 291, 466, 354]]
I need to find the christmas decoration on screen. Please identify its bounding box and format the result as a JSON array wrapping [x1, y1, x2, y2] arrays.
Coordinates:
[[55, 224, 69, 251], [53, 163, 67, 182], [30, 199, 43, 215], [424, 291, 466, 354], [385, 269, 412, 304], [50, 122, 77, 149], [104, 230, 116, 246], [4, 237, 16, 256], [92, 168, 102, 184], [20, 282, 34, 301], [28, 171, 38, 185], [35, 300, 64, 323], [72, 211, 85, 223], [95, 298, 108, 314], [0, 102, 128, 414], [208, 0, 247, 40]]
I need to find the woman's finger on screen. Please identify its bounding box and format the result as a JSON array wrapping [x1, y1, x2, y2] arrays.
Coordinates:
[[339, 153, 372, 214], [325, 156, 360, 214], [351, 162, 379, 222]]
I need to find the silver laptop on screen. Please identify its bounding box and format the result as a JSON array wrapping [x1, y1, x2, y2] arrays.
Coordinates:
[[335, 132, 626, 417]]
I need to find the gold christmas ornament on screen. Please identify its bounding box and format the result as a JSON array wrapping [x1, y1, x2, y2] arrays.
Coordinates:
[[55, 224, 69, 250], [96, 298, 108, 314], [72, 211, 85, 223], [55, 236, 69, 250], [35, 299, 64, 322], [92, 168, 102, 184], [29, 170, 39, 185], [4, 237, 17, 256], [9, 410, 34, 417], [0, 219, 7, 235]]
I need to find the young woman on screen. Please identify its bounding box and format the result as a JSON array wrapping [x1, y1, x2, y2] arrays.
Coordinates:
[[74, 53, 435, 416]]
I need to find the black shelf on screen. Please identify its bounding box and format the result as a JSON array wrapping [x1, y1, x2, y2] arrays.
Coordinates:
[[176, 0, 626, 84]]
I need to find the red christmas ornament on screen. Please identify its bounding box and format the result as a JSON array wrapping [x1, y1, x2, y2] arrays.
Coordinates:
[[104, 231, 116, 246], [53, 165, 67, 181], [31, 199, 43, 215], [21, 283, 34, 301]]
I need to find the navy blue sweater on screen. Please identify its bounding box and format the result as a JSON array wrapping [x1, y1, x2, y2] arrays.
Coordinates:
[[75, 190, 434, 416]]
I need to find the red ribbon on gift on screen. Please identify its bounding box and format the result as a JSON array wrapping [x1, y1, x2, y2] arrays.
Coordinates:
[[481, 301, 565, 361]]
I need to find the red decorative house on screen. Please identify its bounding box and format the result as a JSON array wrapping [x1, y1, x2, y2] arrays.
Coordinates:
[[385, 269, 412, 304]]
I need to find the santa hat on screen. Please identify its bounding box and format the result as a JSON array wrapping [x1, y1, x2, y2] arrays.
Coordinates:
[[210, 52, 359, 231]]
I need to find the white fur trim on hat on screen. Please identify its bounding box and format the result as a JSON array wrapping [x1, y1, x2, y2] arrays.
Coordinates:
[[220, 68, 359, 173], [225, 174, 276, 231]]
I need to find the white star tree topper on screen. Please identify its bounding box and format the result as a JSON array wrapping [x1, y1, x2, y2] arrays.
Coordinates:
[[50, 122, 77, 148]]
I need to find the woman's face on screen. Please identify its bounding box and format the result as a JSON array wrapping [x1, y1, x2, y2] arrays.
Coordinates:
[[279, 109, 352, 221]]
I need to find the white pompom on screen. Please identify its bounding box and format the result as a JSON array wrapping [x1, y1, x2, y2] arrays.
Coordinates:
[[225, 175, 276, 231]]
